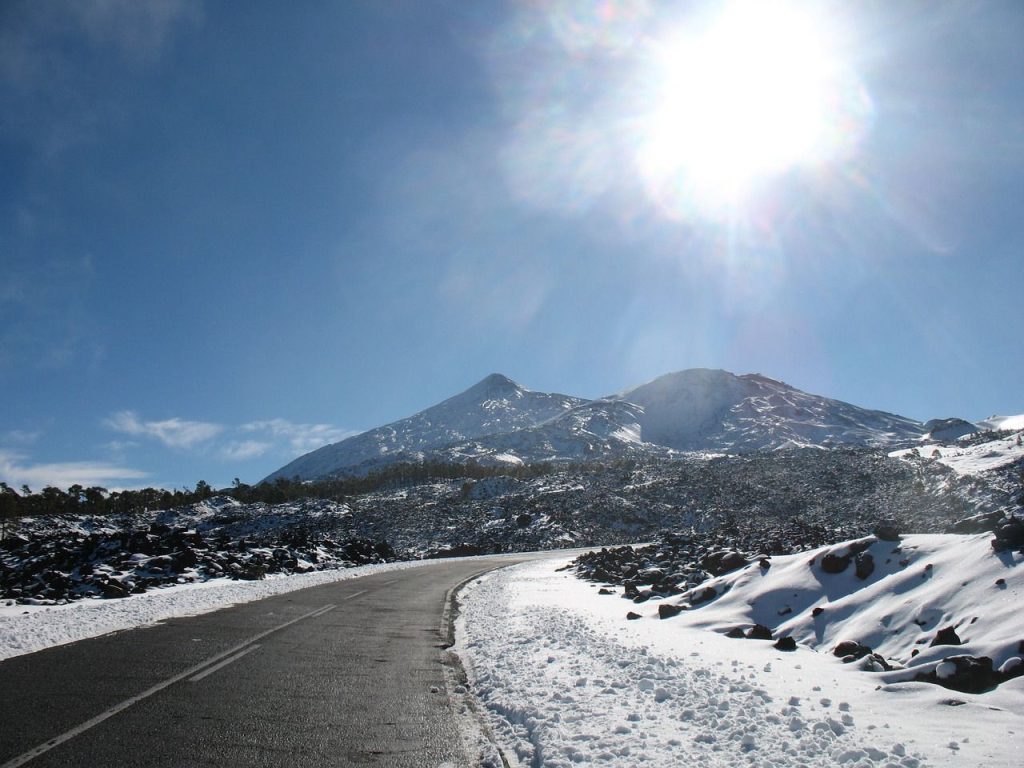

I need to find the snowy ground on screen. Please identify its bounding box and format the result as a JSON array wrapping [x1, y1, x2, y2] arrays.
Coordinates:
[[891, 426, 1024, 476], [455, 552, 1024, 768]]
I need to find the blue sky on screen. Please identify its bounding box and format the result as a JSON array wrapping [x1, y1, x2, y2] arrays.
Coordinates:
[[2, 0, 1022, 491]]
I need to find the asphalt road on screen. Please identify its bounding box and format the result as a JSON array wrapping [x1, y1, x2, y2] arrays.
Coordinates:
[[0, 556, 536, 768]]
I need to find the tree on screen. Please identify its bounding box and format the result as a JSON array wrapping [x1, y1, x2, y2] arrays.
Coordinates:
[[0, 482, 19, 540]]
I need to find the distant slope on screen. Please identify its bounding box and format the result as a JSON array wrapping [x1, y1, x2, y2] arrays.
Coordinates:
[[263, 374, 583, 481], [618, 369, 925, 452]]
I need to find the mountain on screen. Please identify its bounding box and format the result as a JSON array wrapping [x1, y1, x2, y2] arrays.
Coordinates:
[[618, 369, 926, 452], [263, 373, 583, 481], [264, 369, 931, 482]]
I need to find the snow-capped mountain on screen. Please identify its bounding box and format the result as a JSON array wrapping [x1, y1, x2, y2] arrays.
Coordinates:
[[264, 373, 583, 481], [618, 370, 925, 452], [264, 369, 942, 482]]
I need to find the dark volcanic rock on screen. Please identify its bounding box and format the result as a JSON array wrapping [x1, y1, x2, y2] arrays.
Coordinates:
[[873, 521, 901, 541], [854, 552, 875, 580], [658, 603, 684, 619], [918, 655, 997, 694], [833, 640, 873, 660], [820, 552, 851, 574], [746, 624, 773, 640], [931, 626, 963, 647], [701, 550, 748, 576], [773, 636, 797, 651]]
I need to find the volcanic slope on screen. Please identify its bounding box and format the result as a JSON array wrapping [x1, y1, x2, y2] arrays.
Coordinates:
[[265, 370, 930, 481]]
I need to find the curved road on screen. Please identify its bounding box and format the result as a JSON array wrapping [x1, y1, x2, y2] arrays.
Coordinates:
[[0, 556, 535, 767]]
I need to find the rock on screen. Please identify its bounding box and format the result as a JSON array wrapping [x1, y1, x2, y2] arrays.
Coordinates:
[[833, 641, 872, 660], [918, 655, 996, 694], [701, 550, 748, 576], [688, 585, 718, 605], [946, 510, 1005, 534], [658, 603, 684, 619], [860, 653, 893, 672], [515, 513, 533, 527], [854, 552, 875, 580], [626, 611, 641, 620], [812, 606, 825, 618], [598, 587, 613, 595], [873, 521, 901, 541], [725, 627, 746, 639], [746, 624, 773, 640], [992, 519, 1024, 551], [774, 636, 797, 651], [820, 552, 851, 574], [931, 626, 963, 647]]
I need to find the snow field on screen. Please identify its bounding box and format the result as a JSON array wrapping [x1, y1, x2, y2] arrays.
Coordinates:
[[455, 557, 1024, 767]]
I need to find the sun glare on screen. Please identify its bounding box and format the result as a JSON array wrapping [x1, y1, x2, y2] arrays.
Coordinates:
[[637, 0, 870, 217]]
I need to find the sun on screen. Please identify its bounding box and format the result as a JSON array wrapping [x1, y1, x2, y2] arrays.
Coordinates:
[[636, 0, 870, 216]]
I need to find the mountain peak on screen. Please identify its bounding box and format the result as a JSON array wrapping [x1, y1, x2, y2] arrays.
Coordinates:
[[465, 373, 522, 396]]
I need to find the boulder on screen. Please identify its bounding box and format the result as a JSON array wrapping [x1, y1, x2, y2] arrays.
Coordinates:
[[931, 626, 963, 647], [820, 552, 851, 574], [658, 603, 684, 619], [746, 624, 773, 640], [833, 641, 872, 661], [919, 655, 997, 694], [854, 552, 875, 580], [873, 521, 901, 541], [774, 636, 797, 651], [701, 550, 748, 576]]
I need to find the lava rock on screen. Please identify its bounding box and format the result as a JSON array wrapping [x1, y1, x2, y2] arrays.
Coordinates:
[[701, 550, 749, 576], [931, 626, 963, 647], [854, 552, 875, 580], [833, 640, 873, 660], [658, 603, 684, 619], [820, 552, 851, 574], [746, 624, 773, 640], [774, 636, 797, 651], [626, 611, 641, 620], [873, 521, 901, 541], [918, 655, 997, 694]]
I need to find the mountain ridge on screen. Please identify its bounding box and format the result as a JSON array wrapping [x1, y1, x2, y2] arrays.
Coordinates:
[[263, 369, 933, 482]]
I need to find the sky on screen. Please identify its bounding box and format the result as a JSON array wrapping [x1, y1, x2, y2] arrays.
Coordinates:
[[2, 0, 1022, 492]]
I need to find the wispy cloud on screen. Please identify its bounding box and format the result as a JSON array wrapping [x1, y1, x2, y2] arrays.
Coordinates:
[[221, 440, 273, 462], [0, 450, 148, 491], [68, 0, 204, 63], [242, 419, 357, 455], [104, 410, 223, 449]]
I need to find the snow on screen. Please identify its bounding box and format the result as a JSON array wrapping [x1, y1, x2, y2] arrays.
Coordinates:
[[976, 414, 1024, 432], [891, 430, 1024, 475], [456, 546, 1024, 767], [0, 559, 429, 661]]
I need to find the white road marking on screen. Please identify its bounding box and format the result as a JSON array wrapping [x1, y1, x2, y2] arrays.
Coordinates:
[[343, 589, 368, 599], [188, 644, 261, 683], [0, 603, 336, 768]]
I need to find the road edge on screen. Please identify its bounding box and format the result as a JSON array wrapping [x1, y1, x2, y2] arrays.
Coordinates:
[[440, 565, 515, 768]]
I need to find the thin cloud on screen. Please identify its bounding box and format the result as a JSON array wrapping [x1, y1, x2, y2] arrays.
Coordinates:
[[0, 450, 148, 491], [221, 440, 272, 462], [242, 419, 357, 454], [104, 410, 223, 449]]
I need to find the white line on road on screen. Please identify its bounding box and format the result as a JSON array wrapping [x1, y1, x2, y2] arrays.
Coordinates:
[[0, 603, 337, 768], [343, 589, 368, 599], [189, 644, 261, 683]]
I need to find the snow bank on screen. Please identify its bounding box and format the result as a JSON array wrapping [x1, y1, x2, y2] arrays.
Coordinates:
[[456, 553, 1024, 767]]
